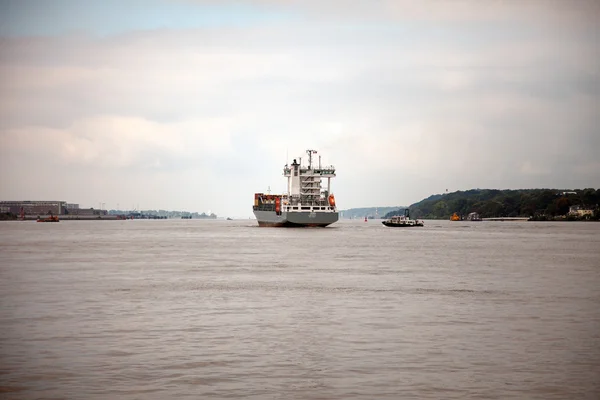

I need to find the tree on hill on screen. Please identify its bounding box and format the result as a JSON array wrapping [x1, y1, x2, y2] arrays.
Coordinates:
[[407, 188, 600, 219], [383, 208, 406, 219]]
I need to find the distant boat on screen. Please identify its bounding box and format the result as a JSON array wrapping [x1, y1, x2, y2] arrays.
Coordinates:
[[450, 212, 461, 221], [37, 215, 59, 222], [226, 217, 233, 220]]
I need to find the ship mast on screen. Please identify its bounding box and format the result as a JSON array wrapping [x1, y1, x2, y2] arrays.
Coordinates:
[[306, 149, 317, 169]]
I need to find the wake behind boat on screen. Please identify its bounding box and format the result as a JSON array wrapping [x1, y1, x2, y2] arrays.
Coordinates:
[[382, 209, 423, 227]]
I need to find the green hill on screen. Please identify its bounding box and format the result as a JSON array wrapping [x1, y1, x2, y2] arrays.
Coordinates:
[[405, 188, 599, 220]]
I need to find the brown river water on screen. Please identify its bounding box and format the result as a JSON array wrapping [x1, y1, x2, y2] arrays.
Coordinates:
[[1, 219, 599, 399]]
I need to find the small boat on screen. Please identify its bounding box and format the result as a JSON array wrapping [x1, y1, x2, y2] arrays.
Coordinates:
[[382, 209, 423, 228], [37, 215, 59, 222]]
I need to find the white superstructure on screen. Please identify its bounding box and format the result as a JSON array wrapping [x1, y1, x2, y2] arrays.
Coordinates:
[[282, 149, 337, 213]]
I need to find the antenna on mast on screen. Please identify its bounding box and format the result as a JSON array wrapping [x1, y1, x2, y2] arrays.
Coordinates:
[[306, 149, 317, 169]]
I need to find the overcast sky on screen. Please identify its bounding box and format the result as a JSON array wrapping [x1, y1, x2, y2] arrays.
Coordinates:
[[1, 0, 598, 217]]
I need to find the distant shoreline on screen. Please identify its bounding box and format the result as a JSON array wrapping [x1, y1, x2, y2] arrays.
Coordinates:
[[0, 213, 221, 221]]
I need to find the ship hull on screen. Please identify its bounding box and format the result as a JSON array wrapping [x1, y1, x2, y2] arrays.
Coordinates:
[[382, 221, 423, 227], [253, 210, 338, 227]]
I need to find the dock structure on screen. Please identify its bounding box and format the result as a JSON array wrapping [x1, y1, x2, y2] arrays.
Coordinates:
[[482, 217, 529, 221]]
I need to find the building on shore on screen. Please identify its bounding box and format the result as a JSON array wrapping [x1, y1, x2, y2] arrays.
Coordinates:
[[0, 200, 67, 215], [568, 205, 594, 217], [0, 201, 106, 216]]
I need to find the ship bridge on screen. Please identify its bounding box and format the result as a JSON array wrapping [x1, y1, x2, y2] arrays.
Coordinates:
[[283, 166, 336, 177]]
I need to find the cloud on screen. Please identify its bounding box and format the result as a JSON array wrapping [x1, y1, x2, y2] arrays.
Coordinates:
[[1, 1, 598, 216], [1, 115, 234, 170]]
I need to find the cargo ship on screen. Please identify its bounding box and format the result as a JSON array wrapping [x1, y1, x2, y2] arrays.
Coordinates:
[[253, 149, 339, 227]]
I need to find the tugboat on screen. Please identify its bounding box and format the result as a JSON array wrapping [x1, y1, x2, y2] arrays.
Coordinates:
[[253, 149, 338, 227], [382, 209, 423, 227]]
